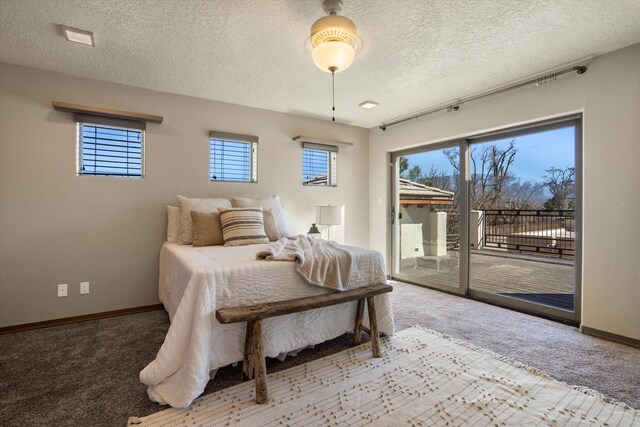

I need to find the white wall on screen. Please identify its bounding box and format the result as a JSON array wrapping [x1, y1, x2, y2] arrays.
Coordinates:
[[369, 43, 640, 340], [0, 63, 369, 327]]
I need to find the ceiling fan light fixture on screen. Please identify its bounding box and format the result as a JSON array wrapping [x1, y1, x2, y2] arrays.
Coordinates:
[[312, 41, 355, 73], [309, 0, 362, 73], [308, 0, 362, 122]]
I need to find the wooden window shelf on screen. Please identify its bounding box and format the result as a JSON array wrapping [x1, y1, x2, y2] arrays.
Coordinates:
[[52, 101, 163, 124], [293, 135, 352, 147]]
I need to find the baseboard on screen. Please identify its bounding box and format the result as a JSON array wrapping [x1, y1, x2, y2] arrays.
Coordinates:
[[0, 304, 164, 335], [580, 325, 640, 349]]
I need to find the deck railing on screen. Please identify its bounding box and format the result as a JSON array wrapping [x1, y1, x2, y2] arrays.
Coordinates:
[[437, 208, 575, 258], [483, 209, 575, 258]]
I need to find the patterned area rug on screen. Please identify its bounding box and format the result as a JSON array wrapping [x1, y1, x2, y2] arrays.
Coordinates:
[[129, 327, 638, 426]]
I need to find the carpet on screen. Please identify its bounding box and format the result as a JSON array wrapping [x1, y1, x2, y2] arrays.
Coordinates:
[[128, 327, 638, 426], [499, 292, 575, 311]]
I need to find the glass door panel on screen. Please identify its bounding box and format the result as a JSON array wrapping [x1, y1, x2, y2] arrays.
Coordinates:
[[467, 121, 579, 318], [392, 145, 462, 292]]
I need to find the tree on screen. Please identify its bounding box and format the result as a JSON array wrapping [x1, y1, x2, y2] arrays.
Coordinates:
[[543, 167, 575, 210], [504, 179, 545, 209], [407, 165, 423, 182], [398, 143, 575, 215], [399, 157, 409, 176], [444, 140, 518, 210], [425, 165, 458, 194], [488, 142, 517, 205]]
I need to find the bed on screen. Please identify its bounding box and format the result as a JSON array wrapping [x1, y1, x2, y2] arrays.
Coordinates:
[[140, 240, 395, 408]]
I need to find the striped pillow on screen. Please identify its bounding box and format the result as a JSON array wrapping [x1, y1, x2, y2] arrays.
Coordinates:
[[218, 208, 269, 246]]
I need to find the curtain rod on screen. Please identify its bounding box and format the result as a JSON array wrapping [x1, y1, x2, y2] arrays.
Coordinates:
[[379, 65, 587, 131]]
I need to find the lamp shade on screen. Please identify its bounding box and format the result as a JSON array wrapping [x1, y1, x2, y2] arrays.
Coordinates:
[[316, 205, 342, 226], [312, 41, 355, 73]]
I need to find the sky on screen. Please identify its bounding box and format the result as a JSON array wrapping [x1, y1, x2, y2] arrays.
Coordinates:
[[403, 125, 575, 183]]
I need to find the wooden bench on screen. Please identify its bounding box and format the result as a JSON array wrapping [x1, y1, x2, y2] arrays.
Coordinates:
[[215, 283, 393, 404]]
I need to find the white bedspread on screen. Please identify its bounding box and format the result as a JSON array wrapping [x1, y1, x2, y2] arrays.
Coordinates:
[[141, 243, 394, 408]]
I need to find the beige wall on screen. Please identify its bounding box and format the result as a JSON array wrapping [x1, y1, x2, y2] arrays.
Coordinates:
[[369, 43, 640, 340], [0, 63, 369, 328]]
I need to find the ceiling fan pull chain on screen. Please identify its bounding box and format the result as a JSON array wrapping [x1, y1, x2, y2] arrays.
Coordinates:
[[331, 66, 336, 122]]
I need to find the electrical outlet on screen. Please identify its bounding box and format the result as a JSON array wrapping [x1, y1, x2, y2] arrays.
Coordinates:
[[57, 284, 68, 297], [80, 281, 90, 294]]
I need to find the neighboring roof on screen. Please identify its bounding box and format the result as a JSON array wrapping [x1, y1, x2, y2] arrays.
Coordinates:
[[303, 175, 328, 186], [399, 178, 455, 205]]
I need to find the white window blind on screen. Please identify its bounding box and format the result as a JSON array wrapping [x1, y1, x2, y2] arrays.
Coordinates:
[[302, 142, 338, 186], [77, 118, 144, 178], [209, 131, 258, 183]]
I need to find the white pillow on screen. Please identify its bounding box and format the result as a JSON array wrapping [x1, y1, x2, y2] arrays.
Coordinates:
[[166, 205, 180, 243], [231, 195, 291, 237], [262, 209, 282, 241], [177, 195, 232, 244]]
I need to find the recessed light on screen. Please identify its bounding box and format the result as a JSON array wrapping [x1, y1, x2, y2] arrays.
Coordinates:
[[359, 100, 379, 109], [60, 25, 95, 47]]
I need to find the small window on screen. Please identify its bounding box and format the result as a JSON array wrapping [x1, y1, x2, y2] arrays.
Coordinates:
[[302, 143, 338, 186], [77, 121, 144, 178], [209, 131, 258, 183]]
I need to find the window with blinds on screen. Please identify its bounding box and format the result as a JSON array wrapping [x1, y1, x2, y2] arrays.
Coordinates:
[[77, 121, 144, 178], [209, 131, 258, 183], [302, 143, 338, 186]]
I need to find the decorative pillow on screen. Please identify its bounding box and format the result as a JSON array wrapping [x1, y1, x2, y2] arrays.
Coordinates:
[[190, 211, 224, 247], [166, 205, 180, 243], [177, 195, 232, 245], [263, 209, 282, 242], [218, 207, 269, 246], [230, 195, 291, 237]]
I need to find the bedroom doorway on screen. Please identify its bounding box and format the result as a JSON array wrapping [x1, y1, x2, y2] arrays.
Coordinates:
[[391, 115, 582, 323]]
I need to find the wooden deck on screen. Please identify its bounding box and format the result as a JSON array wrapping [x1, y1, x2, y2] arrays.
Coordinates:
[[398, 249, 575, 310]]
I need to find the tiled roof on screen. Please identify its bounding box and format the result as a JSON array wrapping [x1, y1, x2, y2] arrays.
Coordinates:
[[399, 178, 454, 203]]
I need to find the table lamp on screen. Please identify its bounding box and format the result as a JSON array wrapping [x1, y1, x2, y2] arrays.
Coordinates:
[[307, 223, 322, 239], [316, 205, 342, 241]]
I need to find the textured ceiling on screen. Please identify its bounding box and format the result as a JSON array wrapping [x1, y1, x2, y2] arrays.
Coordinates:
[[1, 0, 639, 128]]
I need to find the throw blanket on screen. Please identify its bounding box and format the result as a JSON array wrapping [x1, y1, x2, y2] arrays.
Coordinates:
[[256, 236, 353, 291]]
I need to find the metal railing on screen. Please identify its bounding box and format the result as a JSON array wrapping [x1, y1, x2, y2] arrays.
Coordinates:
[[483, 209, 575, 258]]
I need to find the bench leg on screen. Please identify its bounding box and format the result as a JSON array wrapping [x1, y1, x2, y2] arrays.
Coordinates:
[[252, 319, 268, 404], [366, 296, 381, 358], [242, 321, 255, 381], [353, 298, 365, 345]]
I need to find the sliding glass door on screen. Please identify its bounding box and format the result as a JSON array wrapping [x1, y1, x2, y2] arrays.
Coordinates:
[[391, 142, 466, 294], [391, 116, 581, 322], [466, 120, 580, 320]]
